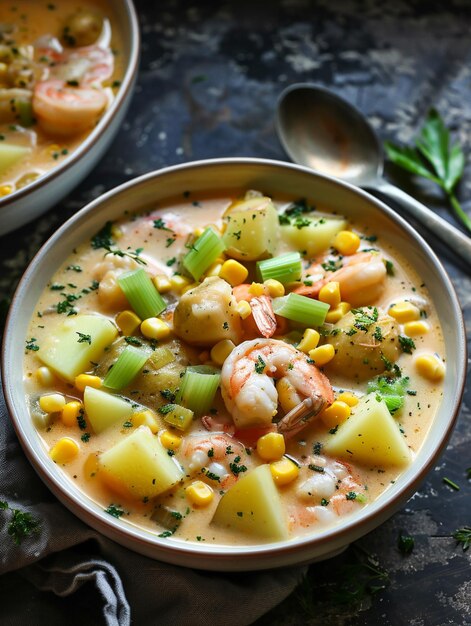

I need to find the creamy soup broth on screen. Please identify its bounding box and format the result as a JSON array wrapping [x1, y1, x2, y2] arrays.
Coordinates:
[[24, 191, 445, 545]]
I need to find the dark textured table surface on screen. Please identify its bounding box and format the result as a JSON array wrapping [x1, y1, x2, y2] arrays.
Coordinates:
[[1, 1, 470, 624]]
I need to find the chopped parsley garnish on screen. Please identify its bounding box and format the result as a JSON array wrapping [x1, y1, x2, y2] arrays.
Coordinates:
[[77, 409, 87, 431], [279, 214, 290, 225], [229, 456, 248, 475], [160, 389, 176, 402], [223, 321, 229, 330], [105, 504, 124, 518], [123, 421, 133, 428], [321, 258, 343, 272], [81, 433, 91, 443], [384, 260, 395, 276], [351, 307, 379, 332], [308, 464, 325, 473], [398, 335, 416, 354], [329, 425, 338, 434], [153, 218, 172, 231], [0, 501, 40, 545], [207, 447, 214, 458], [166, 237, 176, 248], [254, 356, 266, 374], [91, 221, 114, 249], [158, 530, 174, 538], [453, 526, 471, 551], [166, 257, 176, 266], [124, 336, 142, 346], [285, 198, 312, 217], [202, 469, 220, 482], [158, 404, 174, 415], [67, 265, 82, 272], [373, 326, 383, 342], [50, 283, 65, 290], [25, 337, 39, 351], [76, 332, 92, 345], [313, 441, 322, 455], [320, 498, 329, 506], [397, 531, 414, 554], [293, 217, 311, 229], [232, 230, 242, 240]]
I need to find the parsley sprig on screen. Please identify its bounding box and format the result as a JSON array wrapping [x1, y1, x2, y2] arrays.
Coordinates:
[[453, 526, 471, 551], [385, 109, 471, 233], [0, 501, 40, 545]]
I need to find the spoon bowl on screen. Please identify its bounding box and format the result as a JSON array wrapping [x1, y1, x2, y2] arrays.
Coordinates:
[[276, 83, 471, 268]]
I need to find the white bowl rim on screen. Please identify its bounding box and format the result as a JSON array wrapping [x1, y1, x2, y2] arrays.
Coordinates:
[[0, 0, 140, 208], [2, 157, 467, 564]]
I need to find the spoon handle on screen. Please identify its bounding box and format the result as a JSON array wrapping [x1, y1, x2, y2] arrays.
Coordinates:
[[374, 180, 471, 268]]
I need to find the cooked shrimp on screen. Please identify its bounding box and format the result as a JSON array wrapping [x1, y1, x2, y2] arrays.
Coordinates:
[[289, 457, 366, 531], [295, 252, 387, 307], [221, 338, 334, 431], [178, 433, 250, 488], [32, 79, 108, 136]]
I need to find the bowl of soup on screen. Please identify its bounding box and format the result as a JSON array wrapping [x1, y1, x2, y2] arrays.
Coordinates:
[[2, 158, 466, 571], [0, 0, 139, 234]]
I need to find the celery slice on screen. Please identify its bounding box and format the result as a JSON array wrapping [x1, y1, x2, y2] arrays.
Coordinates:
[[183, 227, 226, 280], [118, 268, 166, 320], [272, 293, 329, 326], [256, 252, 302, 284], [103, 346, 149, 390], [176, 365, 221, 415]]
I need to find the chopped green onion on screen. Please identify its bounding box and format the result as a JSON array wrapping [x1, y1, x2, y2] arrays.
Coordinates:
[[176, 365, 221, 415], [183, 227, 226, 280], [272, 293, 329, 326], [256, 252, 302, 284], [103, 346, 149, 390], [159, 403, 194, 431], [118, 268, 166, 320]]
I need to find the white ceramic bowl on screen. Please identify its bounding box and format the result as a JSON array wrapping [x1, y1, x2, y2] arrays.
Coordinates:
[[2, 159, 466, 571], [0, 0, 140, 235]]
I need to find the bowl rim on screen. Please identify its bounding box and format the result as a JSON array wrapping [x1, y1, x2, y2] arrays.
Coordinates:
[[0, 0, 140, 208], [2, 157, 467, 565]]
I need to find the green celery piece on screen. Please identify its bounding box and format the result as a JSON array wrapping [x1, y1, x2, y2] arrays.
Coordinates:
[[183, 227, 226, 280], [176, 365, 221, 415], [103, 346, 149, 390], [118, 268, 166, 320], [272, 293, 329, 326], [256, 252, 302, 284]]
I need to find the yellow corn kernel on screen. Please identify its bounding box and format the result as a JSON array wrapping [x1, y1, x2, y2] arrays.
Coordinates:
[[270, 457, 300, 486], [318, 281, 341, 307], [219, 259, 248, 286], [308, 344, 335, 366], [297, 328, 320, 354], [111, 224, 123, 239], [277, 377, 302, 413], [153, 275, 172, 293], [115, 310, 142, 336], [205, 262, 222, 278], [319, 401, 351, 429], [388, 301, 420, 324], [193, 226, 205, 238], [236, 300, 252, 319], [249, 282, 266, 297], [50, 437, 79, 464], [336, 392, 359, 407], [325, 301, 351, 324], [0, 184, 13, 196], [333, 230, 361, 255], [210, 339, 236, 366], [170, 275, 192, 293], [83, 453, 99, 479], [160, 429, 182, 450], [36, 366, 55, 386], [264, 278, 285, 298], [256, 432, 286, 462], [39, 393, 66, 413], [75, 374, 102, 392], [132, 410, 160, 434], [403, 321, 429, 337], [141, 317, 171, 340], [415, 354, 445, 382], [61, 400, 83, 427], [186, 480, 214, 507]]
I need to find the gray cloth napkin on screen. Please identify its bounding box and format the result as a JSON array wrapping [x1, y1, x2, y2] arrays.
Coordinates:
[[0, 386, 304, 625]]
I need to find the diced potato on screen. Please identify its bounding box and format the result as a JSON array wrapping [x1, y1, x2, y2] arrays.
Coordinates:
[[323, 393, 411, 467], [0, 143, 31, 175], [212, 464, 288, 540], [173, 277, 242, 347], [223, 196, 279, 261], [161, 403, 194, 431], [84, 386, 132, 433], [99, 426, 184, 500], [38, 314, 118, 382], [281, 217, 347, 257]]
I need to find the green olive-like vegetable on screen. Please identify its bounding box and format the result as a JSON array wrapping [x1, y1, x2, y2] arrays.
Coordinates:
[[62, 11, 104, 48]]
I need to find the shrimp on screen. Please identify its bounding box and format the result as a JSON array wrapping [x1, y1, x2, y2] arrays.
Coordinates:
[[32, 79, 108, 136], [288, 457, 366, 532], [178, 433, 250, 489], [295, 252, 387, 307], [221, 338, 334, 432]]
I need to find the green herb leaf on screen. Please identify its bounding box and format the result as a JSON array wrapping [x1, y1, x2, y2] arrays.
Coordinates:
[[453, 526, 471, 551], [397, 531, 414, 554]]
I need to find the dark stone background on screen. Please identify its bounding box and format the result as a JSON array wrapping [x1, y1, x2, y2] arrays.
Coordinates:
[[0, 1, 469, 624]]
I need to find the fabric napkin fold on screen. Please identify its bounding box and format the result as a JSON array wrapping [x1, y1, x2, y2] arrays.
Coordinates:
[[0, 387, 304, 625]]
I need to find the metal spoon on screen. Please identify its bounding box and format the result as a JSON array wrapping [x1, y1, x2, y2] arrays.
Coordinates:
[[276, 83, 471, 267]]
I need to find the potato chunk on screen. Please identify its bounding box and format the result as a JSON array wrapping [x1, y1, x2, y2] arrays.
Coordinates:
[[326, 308, 400, 381], [173, 277, 242, 347], [281, 216, 347, 257], [223, 196, 279, 261], [323, 393, 411, 467], [212, 464, 288, 540], [99, 426, 184, 500], [38, 314, 118, 382], [84, 386, 133, 434]]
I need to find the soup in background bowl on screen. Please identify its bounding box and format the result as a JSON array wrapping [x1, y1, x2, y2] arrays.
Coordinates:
[[0, 0, 138, 234], [3, 159, 466, 571]]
